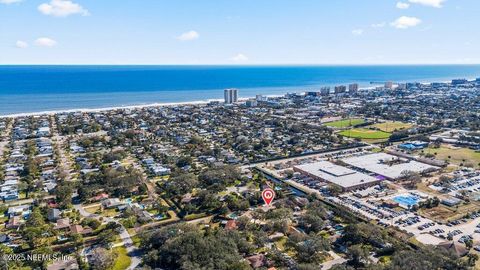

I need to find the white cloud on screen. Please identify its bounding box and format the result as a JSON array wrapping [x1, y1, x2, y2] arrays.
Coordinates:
[[352, 29, 364, 36], [35, 37, 57, 47], [371, 22, 386, 28], [396, 2, 410, 9], [176, 30, 200, 41], [0, 0, 22, 4], [15, 40, 28, 48], [408, 0, 446, 8], [391, 16, 422, 29], [38, 0, 89, 17], [231, 53, 248, 62]]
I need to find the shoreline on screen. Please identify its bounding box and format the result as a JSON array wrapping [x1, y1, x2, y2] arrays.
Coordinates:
[[0, 95, 283, 118], [0, 99, 224, 118], [0, 75, 477, 118]]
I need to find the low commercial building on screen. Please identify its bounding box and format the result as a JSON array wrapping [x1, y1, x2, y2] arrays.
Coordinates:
[[441, 197, 462, 207], [398, 141, 429, 150], [382, 199, 400, 208], [293, 161, 382, 191], [342, 153, 439, 180], [334, 85, 347, 94]]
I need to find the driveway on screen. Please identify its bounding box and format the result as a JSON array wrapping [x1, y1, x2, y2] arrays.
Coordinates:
[[74, 204, 142, 269], [321, 251, 347, 270]]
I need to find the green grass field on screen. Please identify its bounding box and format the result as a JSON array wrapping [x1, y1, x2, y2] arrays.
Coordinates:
[[339, 128, 391, 139], [111, 246, 131, 270], [422, 145, 480, 168], [325, 118, 365, 128], [370, 122, 413, 132]]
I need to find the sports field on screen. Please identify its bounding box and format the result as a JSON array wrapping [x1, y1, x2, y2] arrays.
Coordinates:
[[423, 145, 480, 168], [324, 118, 365, 128], [338, 128, 391, 139], [370, 121, 413, 132]]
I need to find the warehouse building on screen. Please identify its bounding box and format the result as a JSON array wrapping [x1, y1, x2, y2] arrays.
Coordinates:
[[342, 153, 439, 180], [293, 161, 382, 191]]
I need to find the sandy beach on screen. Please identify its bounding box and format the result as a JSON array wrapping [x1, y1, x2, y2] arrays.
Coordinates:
[[0, 99, 223, 118], [0, 96, 270, 118]]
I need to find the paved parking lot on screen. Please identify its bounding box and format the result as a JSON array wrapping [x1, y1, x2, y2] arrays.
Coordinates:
[[430, 170, 480, 197], [331, 191, 480, 246]]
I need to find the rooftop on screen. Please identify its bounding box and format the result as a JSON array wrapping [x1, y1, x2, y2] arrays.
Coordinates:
[[294, 161, 380, 189], [342, 153, 438, 179]]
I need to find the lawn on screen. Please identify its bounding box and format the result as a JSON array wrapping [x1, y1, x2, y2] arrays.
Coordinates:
[[422, 145, 480, 168], [84, 205, 101, 214], [324, 118, 365, 128], [102, 208, 119, 217], [370, 121, 413, 132], [275, 236, 288, 251], [379, 255, 392, 264], [18, 192, 27, 200], [183, 213, 207, 221], [130, 235, 142, 247], [111, 246, 131, 270], [338, 128, 391, 139], [85, 205, 118, 217], [274, 236, 297, 257]]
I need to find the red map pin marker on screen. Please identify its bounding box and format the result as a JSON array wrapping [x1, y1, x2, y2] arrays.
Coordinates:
[[262, 188, 275, 206]]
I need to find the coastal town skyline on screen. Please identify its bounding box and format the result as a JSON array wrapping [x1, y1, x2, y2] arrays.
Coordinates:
[[1, 0, 480, 65], [2, 76, 480, 270], [3, 1, 480, 270], [1, 65, 479, 116]]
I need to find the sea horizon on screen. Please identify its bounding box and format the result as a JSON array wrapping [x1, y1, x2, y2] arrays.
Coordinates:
[[1, 64, 479, 116]]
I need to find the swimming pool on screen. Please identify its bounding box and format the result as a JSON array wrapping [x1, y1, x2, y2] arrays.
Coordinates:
[[393, 195, 419, 207]]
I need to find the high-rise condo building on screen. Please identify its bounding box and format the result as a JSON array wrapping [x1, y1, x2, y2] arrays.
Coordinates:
[[224, 88, 239, 104], [320, 87, 330, 96], [348, 83, 359, 93], [334, 85, 346, 94]]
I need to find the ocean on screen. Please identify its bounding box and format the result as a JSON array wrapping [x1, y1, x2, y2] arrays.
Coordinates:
[[1, 65, 479, 116]]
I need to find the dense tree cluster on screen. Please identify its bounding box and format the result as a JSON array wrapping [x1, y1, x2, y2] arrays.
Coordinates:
[[336, 222, 468, 270], [78, 165, 144, 200], [163, 173, 198, 196], [56, 115, 101, 135], [298, 201, 329, 234], [386, 248, 468, 270], [141, 224, 252, 270], [198, 165, 241, 190]]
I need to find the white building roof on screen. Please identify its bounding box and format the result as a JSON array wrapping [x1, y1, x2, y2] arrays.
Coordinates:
[[294, 161, 380, 189], [342, 153, 438, 179]]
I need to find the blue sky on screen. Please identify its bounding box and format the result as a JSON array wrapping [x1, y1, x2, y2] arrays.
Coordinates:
[[0, 0, 479, 64]]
